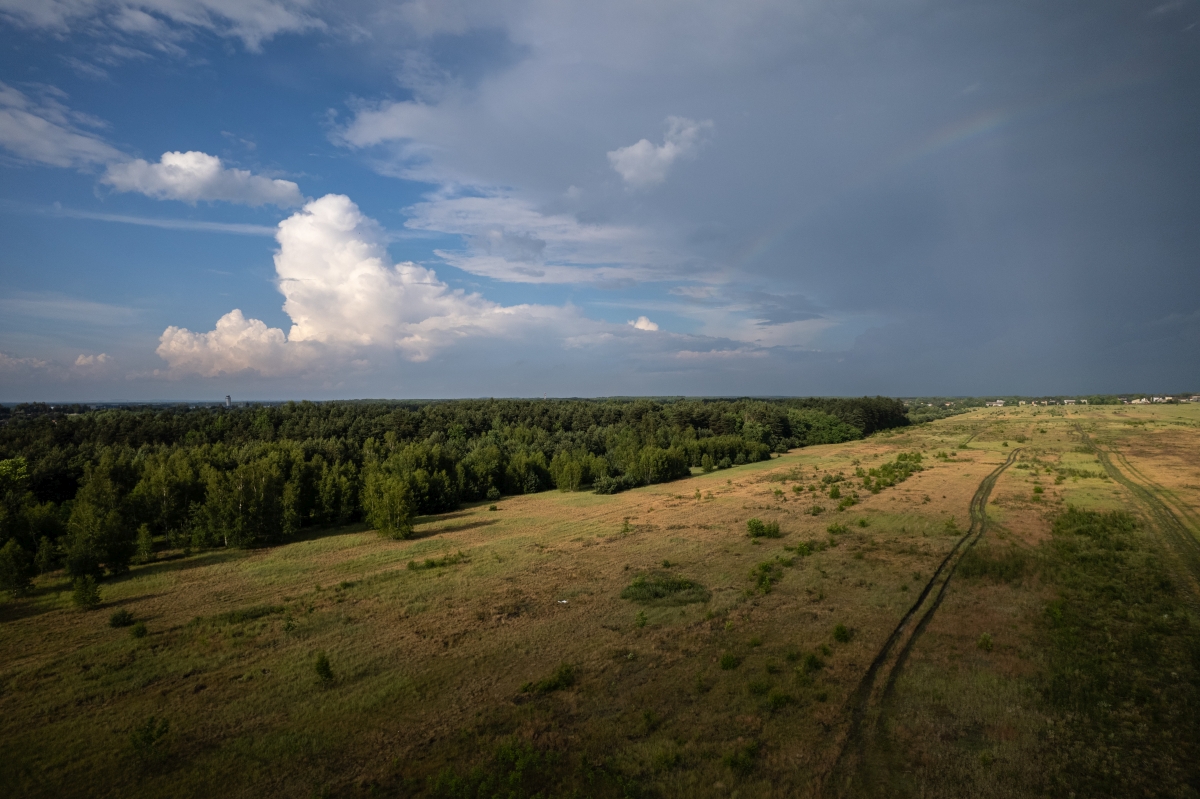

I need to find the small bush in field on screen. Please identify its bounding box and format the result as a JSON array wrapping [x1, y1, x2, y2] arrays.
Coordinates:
[[72, 576, 100, 610], [977, 632, 993, 652], [833, 624, 852, 643], [314, 651, 334, 685], [109, 609, 135, 628], [719, 652, 741, 670], [130, 622, 147, 638]]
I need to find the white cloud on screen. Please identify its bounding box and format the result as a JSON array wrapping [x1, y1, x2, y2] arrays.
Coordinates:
[[103, 151, 304, 206], [404, 189, 678, 284], [74, 353, 111, 366], [0, 351, 51, 373], [157, 194, 584, 375], [0, 82, 123, 167], [0, 0, 322, 51], [628, 316, 659, 331], [607, 116, 712, 189]]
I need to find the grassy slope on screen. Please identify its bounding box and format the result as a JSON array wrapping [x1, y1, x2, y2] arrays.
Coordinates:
[[2, 405, 1198, 798]]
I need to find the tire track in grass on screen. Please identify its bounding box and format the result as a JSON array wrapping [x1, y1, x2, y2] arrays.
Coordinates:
[[1077, 425, 1200, 602], [823, 448, 1019, 797]]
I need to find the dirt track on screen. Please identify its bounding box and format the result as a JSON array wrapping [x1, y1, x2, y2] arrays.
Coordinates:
[[823, 447, 1019, 797]]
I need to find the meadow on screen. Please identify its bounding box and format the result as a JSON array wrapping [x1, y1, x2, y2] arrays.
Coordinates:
[[3, 403, 1199, 798]]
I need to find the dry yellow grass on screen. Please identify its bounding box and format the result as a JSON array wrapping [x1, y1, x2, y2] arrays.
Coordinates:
[[2, 404, 1197, 798]]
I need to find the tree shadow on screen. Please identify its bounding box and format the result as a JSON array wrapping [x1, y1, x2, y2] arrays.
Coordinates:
[[409, 518, 498, 539], [107, 549, 245, 584]]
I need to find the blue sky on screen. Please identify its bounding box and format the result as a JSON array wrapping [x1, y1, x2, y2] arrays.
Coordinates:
[[1, 0, 1198, 401]]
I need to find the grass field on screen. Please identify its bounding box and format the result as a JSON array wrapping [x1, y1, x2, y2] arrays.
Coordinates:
[[3, 404, 1199, 798]]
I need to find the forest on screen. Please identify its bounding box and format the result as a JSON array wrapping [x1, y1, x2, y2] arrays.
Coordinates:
[[0, 396, 907, 594]]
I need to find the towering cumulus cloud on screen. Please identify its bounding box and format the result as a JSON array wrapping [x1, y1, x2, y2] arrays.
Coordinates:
[[157, 194, 562, 376]]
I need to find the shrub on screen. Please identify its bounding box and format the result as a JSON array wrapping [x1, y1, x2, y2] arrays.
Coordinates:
[[767, 690, 795, 710], [857, 518, 869, 528], [521, 662, 576, 693], [635, 610, 647, 628], [977, 632, 993, 652], [486, 486, 501, 501], [828, 485, 841, 499], [746, 518, 781, 538], [809, 505, 825, 516], [747, 678, 770, 695], [72, 575, 101, 610], [621, 573, 710, 605], [109, 608, 135, 628], [135, 523, 154, 564], [129, 716, 169, 763], [833, 624, 852, 643], [802, 652, 824, 673], [719, 652, 741, 670], [827, 523, 848, 535], [722, 740, 760, 776], [314, 651, 334, 685], [130, 622, 147, 638]]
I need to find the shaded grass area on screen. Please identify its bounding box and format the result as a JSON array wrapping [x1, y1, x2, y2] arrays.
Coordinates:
[[1038, 507, 1200, 797]]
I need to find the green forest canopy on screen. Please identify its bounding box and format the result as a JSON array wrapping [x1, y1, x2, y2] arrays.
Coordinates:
[[0, 397, 907, 591]]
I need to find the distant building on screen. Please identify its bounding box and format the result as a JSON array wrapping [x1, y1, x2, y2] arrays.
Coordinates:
[[1064, 399, 1076, 405], [985, 400, 1005, 407], [1018, 401, 1026, 406], [225, 395, 232, 409]]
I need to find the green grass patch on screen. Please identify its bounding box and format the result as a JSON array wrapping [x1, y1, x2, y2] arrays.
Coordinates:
[[620, 572, 710, 605], [1037, 507, 1200, 796]]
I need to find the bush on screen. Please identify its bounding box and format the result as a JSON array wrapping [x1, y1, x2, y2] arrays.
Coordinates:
[[802, 652, 824, 673], [746, 518, 781, 538], [621, 573, 710, 605], [129, 716, 169, 764], [72, 575, 101, 610], [314, 651, 334, 684], [130, 621, 147, 638], [109, 608, 135, 627], [809, 505, 825, 516], [522, 662, 576, 693], [486, 486, 501, 501], [635, 610, 647, 628], [833, 623, 852, 643], [722, 740, 760, 776], [826, 523, 848, 535], [977, 632, 993, 652], [719, 652, 741, 670]]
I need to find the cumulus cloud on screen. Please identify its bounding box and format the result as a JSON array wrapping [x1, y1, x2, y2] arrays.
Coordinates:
[[628, 316, 659, 331], [0, 351, 51, 373], [157, 194, 578, 375], [0, 82, 123, 167], [74, 353, 110, 366], [607, 116, 712, 189], [103, 151, 304, 206], [0, 0, 322, 51], [0, 85, 300, 210]]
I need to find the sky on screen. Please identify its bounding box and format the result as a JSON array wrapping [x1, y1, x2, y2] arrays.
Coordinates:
[[0, 0, 1197, 401]]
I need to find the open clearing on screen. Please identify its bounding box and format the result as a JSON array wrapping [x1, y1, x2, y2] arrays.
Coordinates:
[[3, 404, 1199, 798]]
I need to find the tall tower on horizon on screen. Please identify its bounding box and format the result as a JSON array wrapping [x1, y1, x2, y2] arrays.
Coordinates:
[[225, 395, 231, 409]]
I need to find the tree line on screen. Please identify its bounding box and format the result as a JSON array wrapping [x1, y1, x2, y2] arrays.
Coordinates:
[[0, 396, 908, 593]]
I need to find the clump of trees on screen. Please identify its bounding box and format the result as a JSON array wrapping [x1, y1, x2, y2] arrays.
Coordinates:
[[0, 396, 909, 589]]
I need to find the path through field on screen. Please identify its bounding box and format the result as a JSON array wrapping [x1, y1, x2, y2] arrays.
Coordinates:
[[1080, 425, 1200, 605], [823, 448, 1019, 797]]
